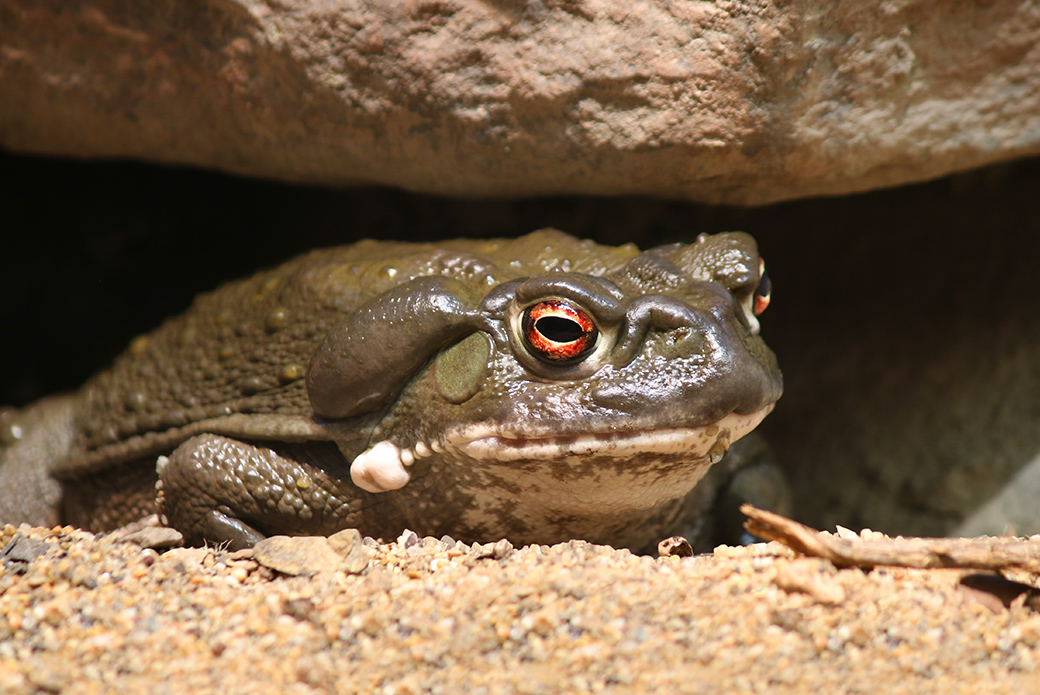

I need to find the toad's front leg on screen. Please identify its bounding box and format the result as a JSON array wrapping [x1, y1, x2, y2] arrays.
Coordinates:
[[156, 434, 363, 549]]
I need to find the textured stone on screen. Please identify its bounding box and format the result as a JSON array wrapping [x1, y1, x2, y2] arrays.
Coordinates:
[[116, 526, 185, 550], [253, 535, 342, 575], [1, 0, 1038, 204], [327, 528, 370, 574]]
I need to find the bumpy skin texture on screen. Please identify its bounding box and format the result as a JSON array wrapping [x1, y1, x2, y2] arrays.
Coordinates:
[[0, 230, 783, 551]]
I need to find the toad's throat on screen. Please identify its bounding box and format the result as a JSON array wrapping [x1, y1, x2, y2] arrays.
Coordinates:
[[349, 406, 773, 493]]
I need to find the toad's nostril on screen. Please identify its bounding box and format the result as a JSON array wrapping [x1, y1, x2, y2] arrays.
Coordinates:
[[659, 327, 710, 359], [665, 327, 692, 345]]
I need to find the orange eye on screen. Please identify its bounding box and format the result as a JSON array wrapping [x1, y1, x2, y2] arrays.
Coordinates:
[[521, 300, 598, 363], [753, 259, 771, 316]]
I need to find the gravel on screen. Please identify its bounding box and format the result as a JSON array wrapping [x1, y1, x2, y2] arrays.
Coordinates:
[[1, 523, 1038, 694]]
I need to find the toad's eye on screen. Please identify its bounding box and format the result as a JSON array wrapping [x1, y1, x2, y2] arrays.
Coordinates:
[[753, 259, 771, 316], [521, 300, 599, 363]]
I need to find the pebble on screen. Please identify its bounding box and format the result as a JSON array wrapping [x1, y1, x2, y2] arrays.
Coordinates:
[[253, 536, 343, 576], [658, 535, 694, 558], [1, 536, 50, 566], [116, 526, 185, 550], [0, 524, 1038, 693], [773, 557, 848, 605], [327, 529, 371, 575]]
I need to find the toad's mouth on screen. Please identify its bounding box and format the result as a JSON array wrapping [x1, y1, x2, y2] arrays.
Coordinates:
[[349, 405, 773, 493], [446, 407, 772, 462]]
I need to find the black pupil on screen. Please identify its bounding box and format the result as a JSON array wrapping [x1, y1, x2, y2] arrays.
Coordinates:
[[536, 316, 583, 343]]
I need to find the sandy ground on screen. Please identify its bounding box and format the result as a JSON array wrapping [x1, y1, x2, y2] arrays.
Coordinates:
[[1, 523, 1039, 695]]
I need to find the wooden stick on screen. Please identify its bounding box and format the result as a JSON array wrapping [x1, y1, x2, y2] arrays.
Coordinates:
[[741, 504, 1040, 573]]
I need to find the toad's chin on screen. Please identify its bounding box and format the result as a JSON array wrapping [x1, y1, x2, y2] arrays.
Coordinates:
[[347, 406, 773, 548], [438, 405, 774, 548]]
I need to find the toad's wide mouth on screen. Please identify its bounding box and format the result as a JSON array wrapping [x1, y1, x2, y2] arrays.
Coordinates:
[[348, 405, 774, 494], [443, 405, 773, 463]]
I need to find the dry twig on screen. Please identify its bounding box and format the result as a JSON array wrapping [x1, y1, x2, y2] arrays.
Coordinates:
[[742, 504, 1040, 573]]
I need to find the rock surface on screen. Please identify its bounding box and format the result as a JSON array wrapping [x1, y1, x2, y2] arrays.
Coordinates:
[[1, 0, 1038, 204], [1, 524, 1039, 693]]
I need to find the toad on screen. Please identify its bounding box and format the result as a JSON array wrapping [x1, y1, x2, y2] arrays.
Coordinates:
[[0, 230, 785, 552]]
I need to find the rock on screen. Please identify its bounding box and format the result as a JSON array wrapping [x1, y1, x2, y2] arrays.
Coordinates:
[[328, 528, 370, 574], [657, 536, 694, 558], [1, 536, 49, 571], [954, 453, 1040, 538], [472, 538, 515, 561], [773, 558, 846, 605], [958, 574, 1040, 614], [2, 1, 1038, 204], [253, 536, 342, 576], [157, 547, 214, 574], [395, 529, 420, 550], [326, 528, 363, 556], [254, 533, 371, 576], [115, 526, 184, 550], [104, 515, 185, 550]]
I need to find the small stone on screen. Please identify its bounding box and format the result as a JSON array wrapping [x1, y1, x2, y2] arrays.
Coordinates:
[[521, 609, 560, 637], [773, 558, 847, 605], [40, 596, 72, 626], [116, 527, 184, 550], [338, 550, 370, 575], [472, 539, 514, 561], [68, 564, 97, 589], [27, 666, 64, 694], [282, 597, 318, 623], [397, 530, 420, 549], [834, 526, 860, 541], [657, 536, 694, 558], [959, 573, 1038, 613], [253, 536, 341, 576], [1, 536, 49, 574], [327, 529, 362, 556], [491, 539, 514, 560], [328, 529, 370, 575]]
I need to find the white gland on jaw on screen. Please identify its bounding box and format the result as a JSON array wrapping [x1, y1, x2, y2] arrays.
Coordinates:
[[350, 440, 436, 493], [350, 441, 411, 493]]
